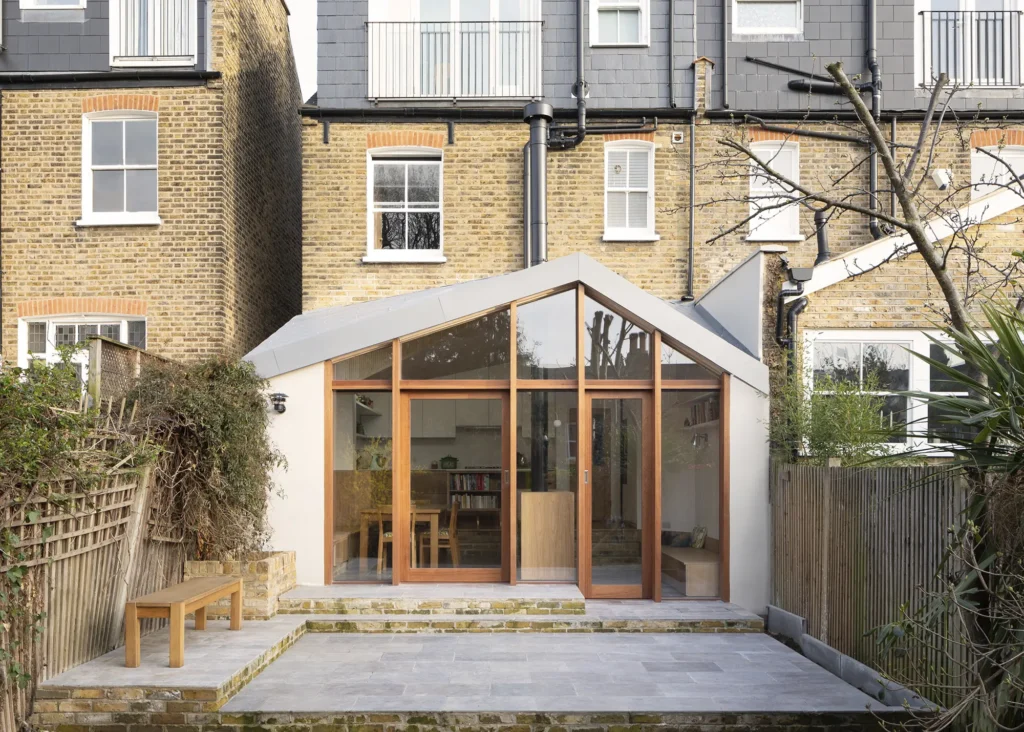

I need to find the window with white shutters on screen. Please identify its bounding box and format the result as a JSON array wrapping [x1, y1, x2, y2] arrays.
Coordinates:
[[748, 141, 801, 241], [604, 140, 657, 241]]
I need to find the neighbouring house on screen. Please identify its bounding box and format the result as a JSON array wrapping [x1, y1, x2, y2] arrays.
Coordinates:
[[245, 0, 1024, 612], [0, 0, 303, 374]]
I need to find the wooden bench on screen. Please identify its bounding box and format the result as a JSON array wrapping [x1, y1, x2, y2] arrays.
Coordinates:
[[125, 576, 243, 668], [661, 546, 720, 598]]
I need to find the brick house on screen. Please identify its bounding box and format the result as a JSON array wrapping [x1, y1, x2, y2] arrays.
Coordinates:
[[0, 0, 303, 371]]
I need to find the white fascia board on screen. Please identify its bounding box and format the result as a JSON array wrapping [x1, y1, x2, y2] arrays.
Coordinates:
[[786, 188, 1024, 298]]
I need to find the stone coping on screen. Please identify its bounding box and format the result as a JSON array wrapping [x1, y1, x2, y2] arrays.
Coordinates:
[[282, 582, 585, 600]]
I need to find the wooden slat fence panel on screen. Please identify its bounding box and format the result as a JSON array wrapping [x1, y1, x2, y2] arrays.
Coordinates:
[[771, 462, 968, 706]]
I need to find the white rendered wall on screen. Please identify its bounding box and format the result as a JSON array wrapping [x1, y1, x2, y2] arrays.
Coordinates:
[[727, 377, 771, 613], [264, 363, 326, 586]]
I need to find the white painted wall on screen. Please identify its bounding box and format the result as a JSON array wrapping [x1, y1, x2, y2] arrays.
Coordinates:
[[727, 377, 771, 613], [264, 363, 326, 586]]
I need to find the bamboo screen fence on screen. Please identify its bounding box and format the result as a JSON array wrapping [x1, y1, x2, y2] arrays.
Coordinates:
[[770, 462, 968, 705]]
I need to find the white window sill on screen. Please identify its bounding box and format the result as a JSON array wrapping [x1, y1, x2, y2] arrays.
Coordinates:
[[590, 42, 650, 49], [21, 2, 85, 8], [111, 57, 197, 68], [76, 214, 163, 227], [603, 231, 660, 243], [363, 251, 447, 264], [746, 233, 804, 242]]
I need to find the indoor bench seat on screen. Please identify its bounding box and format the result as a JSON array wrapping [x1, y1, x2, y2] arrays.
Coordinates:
[[125, 576, 243, 668], [661, 546, 720, 598]]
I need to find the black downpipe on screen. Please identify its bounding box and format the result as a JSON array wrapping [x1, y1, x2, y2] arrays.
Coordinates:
[[683, 114, 695, 301], [550, 0, 588, 150], [890, 116, 898, 220], [788, 79, 873, 95], [813, 209, 831, 265], [785, 298, 808, 379], [524, 102, 552, 267], [668, 0, 676, 108], [867, 0, 883, 240], [523, 143, 532, 267], [722, 0, 729, 109], [776, 278, 807, 459]]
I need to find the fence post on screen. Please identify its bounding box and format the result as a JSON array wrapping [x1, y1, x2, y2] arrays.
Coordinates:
[[87, 338, 103, 408], [107, 465, 154, 650]]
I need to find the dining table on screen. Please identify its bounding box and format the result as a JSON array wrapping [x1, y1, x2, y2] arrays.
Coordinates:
[[359, 505, 443, 569]]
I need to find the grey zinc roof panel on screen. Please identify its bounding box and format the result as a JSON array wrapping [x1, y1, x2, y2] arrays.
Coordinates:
[[244, 254, 768, 393]]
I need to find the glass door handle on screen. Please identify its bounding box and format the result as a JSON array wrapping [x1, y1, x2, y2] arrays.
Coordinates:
[[504, 469, 509, 486]]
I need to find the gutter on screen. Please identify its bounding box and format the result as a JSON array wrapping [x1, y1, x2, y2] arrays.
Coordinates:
[[302, 106, 695, 121], [0, 70, 220, 86]]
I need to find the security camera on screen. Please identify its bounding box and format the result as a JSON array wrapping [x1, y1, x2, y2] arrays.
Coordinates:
[[931, 168, 953, 190]]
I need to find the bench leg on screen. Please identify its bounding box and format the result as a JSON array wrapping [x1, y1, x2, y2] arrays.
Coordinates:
[[194, 606, 207, 631], [229, 580, 243, 631], [125, 603, 140, 668], [169, 602, 186, 668]]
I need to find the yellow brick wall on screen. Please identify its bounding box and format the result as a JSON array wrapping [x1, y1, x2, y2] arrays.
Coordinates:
[[216, 0, 304, 358], [0, 86, 227, 362]]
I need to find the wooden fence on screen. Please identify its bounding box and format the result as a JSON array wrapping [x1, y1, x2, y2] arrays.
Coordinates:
[[771, 462, 967, 703]]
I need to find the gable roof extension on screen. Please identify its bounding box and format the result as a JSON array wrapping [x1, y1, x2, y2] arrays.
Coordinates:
[[244, 253, 770, 393], [788, 187, 1024, 296]]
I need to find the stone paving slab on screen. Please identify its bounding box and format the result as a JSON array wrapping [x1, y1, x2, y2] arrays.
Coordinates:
[[282, 583, 585, 600], [222, 633, 895, 714]]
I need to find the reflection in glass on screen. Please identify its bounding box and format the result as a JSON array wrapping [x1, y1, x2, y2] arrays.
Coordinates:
[[661, 391, 720, 598], [584, 296, 651, 379], [929, 343, 971, 392], [516, 392, 577, 581], [516, 291, 576, 380], [332, 392, 393, 582], [402, 310, 511, 380], [334, 347, 392, 381], [863, 343, 910, 390], [661, 342, 718, 381], [812, 342, 861, 385], [590, 397, 644, 586], [409, 398, 503, 569]]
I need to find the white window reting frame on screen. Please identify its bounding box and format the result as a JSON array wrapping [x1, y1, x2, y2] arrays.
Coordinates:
[[79, 111, 161, 227], [110, 0, 199, 68], [603, 140, 659, 242], [748, 140, 802, 241], [365, 147, 446, 264], [971, 144, 1024, 198], [17, 315, 148, 383], [803, 329, 978, 452], [590, 0, 650, 47], [733, 0, 803, 36]]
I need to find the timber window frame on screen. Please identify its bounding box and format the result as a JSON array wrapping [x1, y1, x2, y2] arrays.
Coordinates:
[[79, 111, 161, 227], [603, 140, 658, 242]]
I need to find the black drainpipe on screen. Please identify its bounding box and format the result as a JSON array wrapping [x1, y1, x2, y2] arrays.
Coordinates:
[[523, 142, 532, 267], [550, 0, 589, 151], [722, 0, 729, 109], [524, 102, 552, 268], [889, 116, 898, 220], [813, 209, 831, 265], [867, 0, 883, 239]]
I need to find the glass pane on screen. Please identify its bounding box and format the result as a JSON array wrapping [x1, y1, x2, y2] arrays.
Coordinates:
[[735, 1, 799, 30], [93, 170, 125, 213], [125, 169, 157, 212], [627, 150, 649, 188], [863, 342, 910, 390], [402, 310, 511, 380], [597, 9, 618, 42], [100, 324, 121, 341], [409, 398, 503, 569], [373, 163, 406, 205], [516, 290, 576, 380], [590, 397, 644, 586], [607, 150, 628, 187], [77, 324, 98, 344], [929, 343, 970, 392], [627, 191, 648, 229], [333, 391, 394, 582], [812, 342, 861, 385], [661, 342, 718, 380], [661, 391, 720, 599], [928, 401, 979, 444], [881, 395, 908, 444], [584, 295, 651, 379], [407, 212, 441, 249], [92, 121, 123, 166], [333, 346, 393, 381], [124, 120, 157, 165], [55, 325, 76, 347], [607, 191, 628, 228], [128, 320, 147, 349], [408, 164, 440, 205], [376, 212, 406, 250], [517, 391, 578, 581], [619, 8, 641, 42], [27, 322, 47, 354]]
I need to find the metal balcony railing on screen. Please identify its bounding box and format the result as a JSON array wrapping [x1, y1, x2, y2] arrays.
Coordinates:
[[920, 10, 1022, 87], [114, 0, 196, 66], [367, 21, 543, 100]]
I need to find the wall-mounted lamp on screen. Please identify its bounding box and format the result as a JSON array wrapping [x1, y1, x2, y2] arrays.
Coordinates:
[[269, 393, 288, 414]]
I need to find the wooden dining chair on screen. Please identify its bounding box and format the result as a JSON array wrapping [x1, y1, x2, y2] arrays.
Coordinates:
[[377, 505, 421, 574], [421, 496, 460, 568]]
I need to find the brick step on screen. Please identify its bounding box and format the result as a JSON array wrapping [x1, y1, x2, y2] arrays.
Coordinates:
[[303, 613, 764, 633], [278, 596, 586, 615]]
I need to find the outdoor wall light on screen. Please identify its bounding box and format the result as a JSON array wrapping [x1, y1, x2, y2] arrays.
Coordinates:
[[931, 168, 953, 190], [269, 393, 288, 414]]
